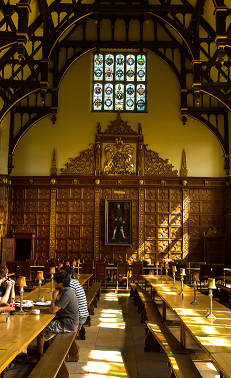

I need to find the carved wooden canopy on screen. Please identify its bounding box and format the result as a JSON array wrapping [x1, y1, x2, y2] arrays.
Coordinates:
[[60, 113, 178, 176]]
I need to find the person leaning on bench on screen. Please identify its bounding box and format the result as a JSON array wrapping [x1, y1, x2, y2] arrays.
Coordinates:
[[61, 266, 89, 339], [29, 270, 79, 364]]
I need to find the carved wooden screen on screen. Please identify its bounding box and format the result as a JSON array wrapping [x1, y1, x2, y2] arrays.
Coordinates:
[[11, 186, 50, 260], [189, 186, 226, 262], [56, 187, 94, 261], [144, 188, 183, 262]]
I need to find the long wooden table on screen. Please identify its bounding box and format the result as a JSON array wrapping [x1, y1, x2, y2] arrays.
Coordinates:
[[142, 274, 231, 378], [0, 273, 92, 374]]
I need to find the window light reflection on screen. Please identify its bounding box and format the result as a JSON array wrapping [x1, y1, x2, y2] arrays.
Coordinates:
[[198, 336, 231, 347]]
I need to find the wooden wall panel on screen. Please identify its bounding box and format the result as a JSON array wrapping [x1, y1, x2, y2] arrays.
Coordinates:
[[6, 176, 228, 264]]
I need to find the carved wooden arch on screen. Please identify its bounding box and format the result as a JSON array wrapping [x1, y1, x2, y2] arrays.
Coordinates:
[[60, 113, 178, 176]]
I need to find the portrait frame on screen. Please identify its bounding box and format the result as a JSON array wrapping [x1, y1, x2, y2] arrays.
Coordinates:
[[105, 200, 132, 246]]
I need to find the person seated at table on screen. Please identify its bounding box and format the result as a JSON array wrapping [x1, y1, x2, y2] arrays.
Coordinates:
[[31, 270, 79, 363], [0, 265, 15, 305], [61, 265, 89, 339]]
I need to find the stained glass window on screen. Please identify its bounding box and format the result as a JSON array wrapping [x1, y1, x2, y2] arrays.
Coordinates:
[[92, 52, 147, 112]]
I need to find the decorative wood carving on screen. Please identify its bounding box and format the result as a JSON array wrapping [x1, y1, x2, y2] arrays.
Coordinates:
[[180, 149, 188, 177], [144, 145, 178, 176], [61, 144, 94, 175], [102, 113, 137, 135]]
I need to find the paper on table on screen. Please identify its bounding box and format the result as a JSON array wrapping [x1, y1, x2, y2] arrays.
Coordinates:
[[34, 301, 51, 306]]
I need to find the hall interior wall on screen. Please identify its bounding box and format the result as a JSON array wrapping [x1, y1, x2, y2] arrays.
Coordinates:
[[3, 176, 228, 265]]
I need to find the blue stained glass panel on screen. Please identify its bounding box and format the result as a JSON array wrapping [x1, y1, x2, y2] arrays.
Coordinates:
[[137, 54, 146, 82], [126, 54, 135, 82], [94, 54, 103, 81], [115, 83, 124, 110], [105, 54, 114, 81], [136, 84, 145, 111], [93, 83, 103, 110], [126, 84, 135, 110], [104, 84, 113, 110], [115, 54, 124, 81]]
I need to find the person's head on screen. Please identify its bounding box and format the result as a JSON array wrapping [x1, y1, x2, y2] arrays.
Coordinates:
[[53, 271, 70, 291], [116, 203, 121, 209], [0, 265, 8, 281], [61, 265, 74, 279]]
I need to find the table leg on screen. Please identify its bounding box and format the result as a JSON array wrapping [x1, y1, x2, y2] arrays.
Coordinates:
[[162, 301, 166, 321], [180, 321, 186, 347]]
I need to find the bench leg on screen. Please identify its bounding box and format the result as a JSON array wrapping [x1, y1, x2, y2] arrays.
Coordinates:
[[168, 369, 177, 378], [144, 330, 163, 352], [65, 339, 79, 362], [56, 361, 69, 378], [84, 315, 91, 327], [89, 302, 95, 315]]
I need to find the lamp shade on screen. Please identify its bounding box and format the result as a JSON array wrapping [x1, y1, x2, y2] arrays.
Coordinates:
[[77, 259, 80, 264], [156, 261, 159, 266], [172, 265, 177, 272], [17, 276, 27, 287], [72, 260, 77, 267], [207, 278, 216, 289], [193, 272, 199, 281], [180, 268, 186, 276], [49, 266, 55, 274], [37, 271, 44, 280]]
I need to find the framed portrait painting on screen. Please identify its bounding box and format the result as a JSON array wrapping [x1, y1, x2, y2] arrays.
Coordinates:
[[105, 200, 132, 246]]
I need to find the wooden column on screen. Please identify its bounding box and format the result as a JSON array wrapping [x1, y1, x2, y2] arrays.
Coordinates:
[[49, 188, 57, 259], [182, 187, 189, 259], [94, 187, 100, 260], [138, 187, 145, 260]]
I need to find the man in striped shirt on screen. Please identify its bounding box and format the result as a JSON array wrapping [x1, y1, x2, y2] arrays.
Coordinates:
[[61, 266, 89, 339]]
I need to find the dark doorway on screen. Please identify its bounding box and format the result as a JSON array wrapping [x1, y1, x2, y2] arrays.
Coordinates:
[[15, 238, 31, 261]]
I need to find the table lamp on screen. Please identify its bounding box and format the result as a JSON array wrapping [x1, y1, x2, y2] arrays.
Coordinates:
[[179, 268, 186, 296], [49, 266, 55, 293], [36, 271, 44, 302], [165, 263, 169, 284], [191, 272, 199, 305], [156, 261, 159, 277], [171, 265, 177, 289], [206, 278, 216, 319], [16, 276, 27, 315]]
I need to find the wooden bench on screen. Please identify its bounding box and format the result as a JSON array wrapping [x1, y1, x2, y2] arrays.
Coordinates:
[[27, 331, 79, 378], [146, 322, 203, 378], [85, 282, 101, 326]]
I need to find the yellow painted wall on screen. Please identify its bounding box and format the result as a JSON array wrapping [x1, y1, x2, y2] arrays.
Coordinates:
[[4, 52, 226, 177]]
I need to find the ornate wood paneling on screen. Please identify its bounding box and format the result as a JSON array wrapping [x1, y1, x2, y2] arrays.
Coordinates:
[[188, 187, 226, 262], [144, 187, 183, 262], [7, 176, 228, 264]]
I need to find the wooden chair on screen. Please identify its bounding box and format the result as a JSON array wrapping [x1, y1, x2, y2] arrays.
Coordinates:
[[196, 261, 206, 268], [82, 262, 93, 288], [199, 264, 211, 287], [94, 262, 107, 289], [117, 263, 129, 290], [212, 264, 224, 279], [6, 261, 18, 278], [131, 262, 143, 283], [37, 259, 47, 266]]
